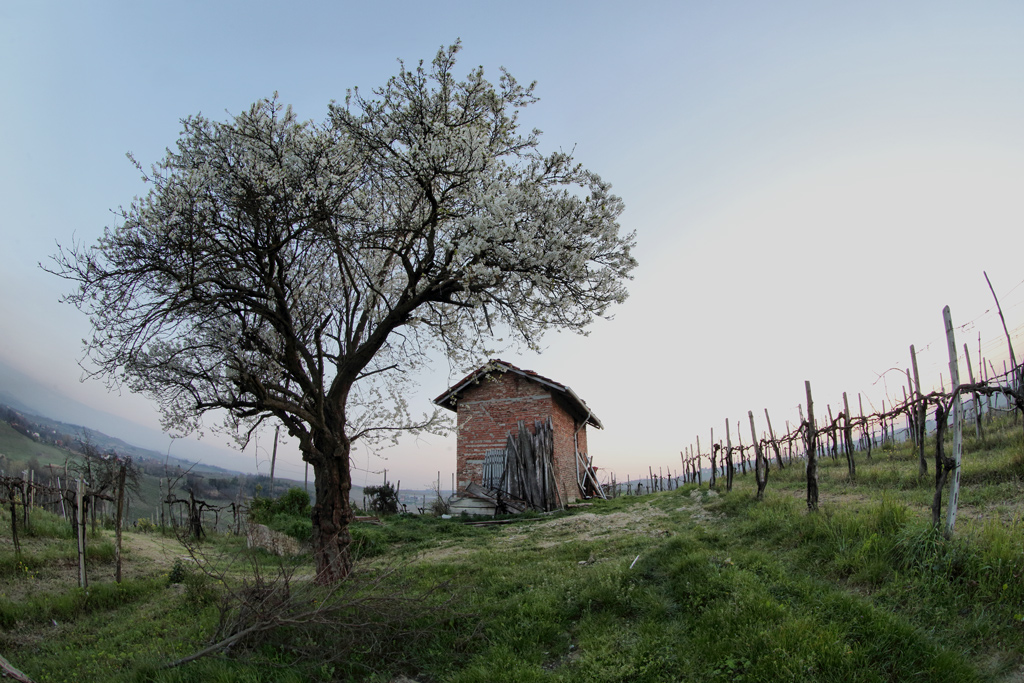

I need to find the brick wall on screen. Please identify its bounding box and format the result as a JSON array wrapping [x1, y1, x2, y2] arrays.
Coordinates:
[[454, 372, 588, 505]]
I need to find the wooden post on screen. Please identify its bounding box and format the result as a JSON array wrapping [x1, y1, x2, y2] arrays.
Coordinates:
[[978, 333, 987, 423], [785, 420, 792, 463], [964, 342, 982, 440], [724, 419, 734, 492], [114, 462, 126, 583], [985, 358, 994, 423], [76, 479, 87, 589], [709, 427, 716, 489], [842, 392, 855, 480], [943, 306, 964, 536], [269, 424, 279, 497], [910, 345, 927, 476], [826, 404, 837, 461], [902, 384, 912, 445], [985, 271, 1020, 394], [748, 411, 767, 501], [736, 421, 746, 475], [57, 476, 67, 521], [805, 382, 818, 512], [797, 404, 805, 453], [696, 436, 703, 486], [764, 409, 784, 469]]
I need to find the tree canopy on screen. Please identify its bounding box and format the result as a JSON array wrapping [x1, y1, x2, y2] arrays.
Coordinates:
[[49, 43, 636, 582]]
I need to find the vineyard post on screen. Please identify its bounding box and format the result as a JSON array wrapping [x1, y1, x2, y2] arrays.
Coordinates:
[[696, 436, 703, 486], [902, 384, 912, 445], [724, 418, 734, 492], [269, 424, 279, 497], [709, 428, 717, 489], [76, 478, 87, 589], [985, 271, 1021, 396], [910, 345, 927, 476], [748, 411, 768, 501], [56, 476, 66, 521], [842, 392, 856, 480], [114, 461, 126, 583], [826, 404, 837, 461], [964, 342, 982, 440], [858, 394, 871, 459], [19, 473, 28, 529], [984, 359, 994, 423], [734, 421, 744, 475], [805, 381, 819, 511], [979, 332, 992, 423], [786, 420, 794, 463], [764, 409, 784, 469], [798, 404, 806, 460], [7, 483, 20, 556], [943, 306, 964, 536]]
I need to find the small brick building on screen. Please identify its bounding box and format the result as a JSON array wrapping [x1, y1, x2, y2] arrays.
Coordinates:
[[433, 359, 603, 510]]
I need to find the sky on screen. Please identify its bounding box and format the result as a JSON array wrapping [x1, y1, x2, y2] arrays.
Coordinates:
[[2, 1, 1023, 492]]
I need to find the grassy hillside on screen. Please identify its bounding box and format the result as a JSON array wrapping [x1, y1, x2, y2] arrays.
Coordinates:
[[0, 422, 77, 473], [0, 417, 1022, 681]]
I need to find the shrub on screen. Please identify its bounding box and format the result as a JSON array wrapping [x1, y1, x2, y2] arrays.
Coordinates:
[[168, 558, 189, 585], [249, 488, 313, 542], [364, 483, 399, 515], [249, 488, 311, 525]]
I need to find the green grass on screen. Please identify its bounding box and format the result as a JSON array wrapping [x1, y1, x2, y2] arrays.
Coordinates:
[[0, 418, 1022, 681]]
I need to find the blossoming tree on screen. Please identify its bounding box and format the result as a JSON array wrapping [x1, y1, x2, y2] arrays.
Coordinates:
[[49, 43, 637, 584]]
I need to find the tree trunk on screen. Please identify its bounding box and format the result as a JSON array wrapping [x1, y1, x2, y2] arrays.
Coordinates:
[[309, 436, 354, 585]]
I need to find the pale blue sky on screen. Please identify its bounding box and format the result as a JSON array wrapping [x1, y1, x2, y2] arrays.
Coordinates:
[[2, 1, 1023, 488]]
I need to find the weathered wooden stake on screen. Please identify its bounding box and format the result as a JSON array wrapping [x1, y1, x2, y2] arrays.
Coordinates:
[[115, 462, 126, 583], [76, 478, 87, 589], [748, 411, 767, 500], [709, 428, 716, 489], [805, 381, 819, 512], [725, 418, 734, 492], [943, 306, 964, 536], [764, 409, 783, 469], [985, 271, 1021, 395], [842, 392, 856, 480], [910, 345, 927, 476], [964, 342, 982, 440]]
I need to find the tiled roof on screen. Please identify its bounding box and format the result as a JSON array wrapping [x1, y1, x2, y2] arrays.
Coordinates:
[[433, 359, 603, 429]]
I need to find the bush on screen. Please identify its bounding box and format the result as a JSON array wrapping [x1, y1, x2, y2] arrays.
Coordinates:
[[168, 557, 189, 585], [249, 487, 312, 542], [364, 483, 399, 515], [271, 512, 312, 542], [249, 488, 311, 525]]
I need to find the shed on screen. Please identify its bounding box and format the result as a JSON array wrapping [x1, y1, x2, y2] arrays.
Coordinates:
[[433, 359, 604, 513]]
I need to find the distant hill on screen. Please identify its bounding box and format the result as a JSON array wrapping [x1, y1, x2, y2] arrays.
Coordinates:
[[0, 404, 322, 519], [0, 357, 259, 473], [0, 401, 229, 475]]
